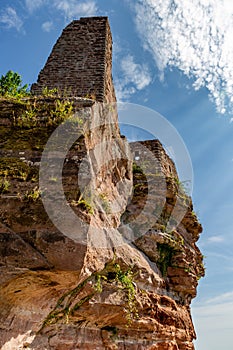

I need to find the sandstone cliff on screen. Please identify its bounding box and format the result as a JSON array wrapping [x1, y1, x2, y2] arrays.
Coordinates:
[[0, 95, 204, 350], [0, 15, 204, 350]]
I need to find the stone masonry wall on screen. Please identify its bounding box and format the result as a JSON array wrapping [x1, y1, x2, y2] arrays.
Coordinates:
[[31, 17, 116, 103], [130, 139, 178, 179]]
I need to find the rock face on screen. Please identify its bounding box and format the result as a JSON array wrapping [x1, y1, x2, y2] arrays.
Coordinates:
[[0, 96, 204, 350], [0, 17, 204, 350]]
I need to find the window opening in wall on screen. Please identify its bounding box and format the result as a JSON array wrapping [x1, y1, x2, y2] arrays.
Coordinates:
[[134, 151, 140, 161]]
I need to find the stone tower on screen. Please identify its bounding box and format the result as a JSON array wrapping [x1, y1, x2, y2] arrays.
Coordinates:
[[31, 17, 116, 103]]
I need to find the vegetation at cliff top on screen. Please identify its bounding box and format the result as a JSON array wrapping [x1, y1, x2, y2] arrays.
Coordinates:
[[0, 70, 70, 100], [0, 71, 29, 98]]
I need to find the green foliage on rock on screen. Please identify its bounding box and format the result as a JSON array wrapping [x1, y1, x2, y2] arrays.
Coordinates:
[[157, 243, 175, 277], [23, 186, 41, 202], [113, 264, 138, 322], [0, 178, 10, 194], [0, 70, 29, 97], [132, 162, 143, 174], [0, 158, 38, 182]]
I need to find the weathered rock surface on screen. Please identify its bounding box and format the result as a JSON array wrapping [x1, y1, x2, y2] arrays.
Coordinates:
[[0, 96, 204, 350]]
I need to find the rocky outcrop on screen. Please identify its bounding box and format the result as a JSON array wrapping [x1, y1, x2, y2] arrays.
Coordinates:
[[0, 15, 204, 350], [0, 96, 204, 349]]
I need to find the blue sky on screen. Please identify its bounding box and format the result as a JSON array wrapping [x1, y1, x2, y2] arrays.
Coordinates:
[[1, 1, 233, 349]]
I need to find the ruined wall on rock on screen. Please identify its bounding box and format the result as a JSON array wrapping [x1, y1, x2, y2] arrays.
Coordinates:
[[130, 139, 178, 179], [31, 17, 116, 103]]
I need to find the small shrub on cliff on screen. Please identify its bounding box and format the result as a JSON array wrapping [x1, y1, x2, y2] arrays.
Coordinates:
[[0, 70, 29, 97], [99, 193, 111, 214], [0, 157, 31, 181], [77, 199, 94, 214], [0, 178, 10, 194], [70, 198, 94, 214], [114, 264, 138, 322], [94, 263, 139, 324], [42, 87, 59, 97], [48, 99, 74, 125], [94, 273, 107, 293], [157, 243, 175, 277], [17, 106, 37, 128], [132, 162, 143, 174], [23, 186, 41, 202]]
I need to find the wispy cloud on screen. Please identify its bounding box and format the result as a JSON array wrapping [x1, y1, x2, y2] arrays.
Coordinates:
[[25, 0, 46, 13], [115, 54, 152, 100], [207, 235, 225, 243], [24, 0, 97, 20], [192, 292, 233, 349], [0, 7, 23, 32], [204, 250, 233, 262], [193, 300, 233, 333], [10, 1, 97, 33], [42, 21, 53, 32], [53, 0, 97, 20], [132, 0, 233, 114], [205, 291, 233, 304], [121, 55, 152, 90]]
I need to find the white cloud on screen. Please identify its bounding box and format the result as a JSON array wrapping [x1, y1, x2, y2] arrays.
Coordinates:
[[53, 0, 97, 20], [121, 55, 152, 90], [192, 292, 233, 349], [115, 54, 152, 101], [25, 0, 98, 20], [207, 235, 225, 243], [42, 21, 53, 32], [0, 7, 23, 32], [115, 80, 136, 101], [205, 291, 233, 304], [133, 0, 233, 114], [25, 0, 46, 13]]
